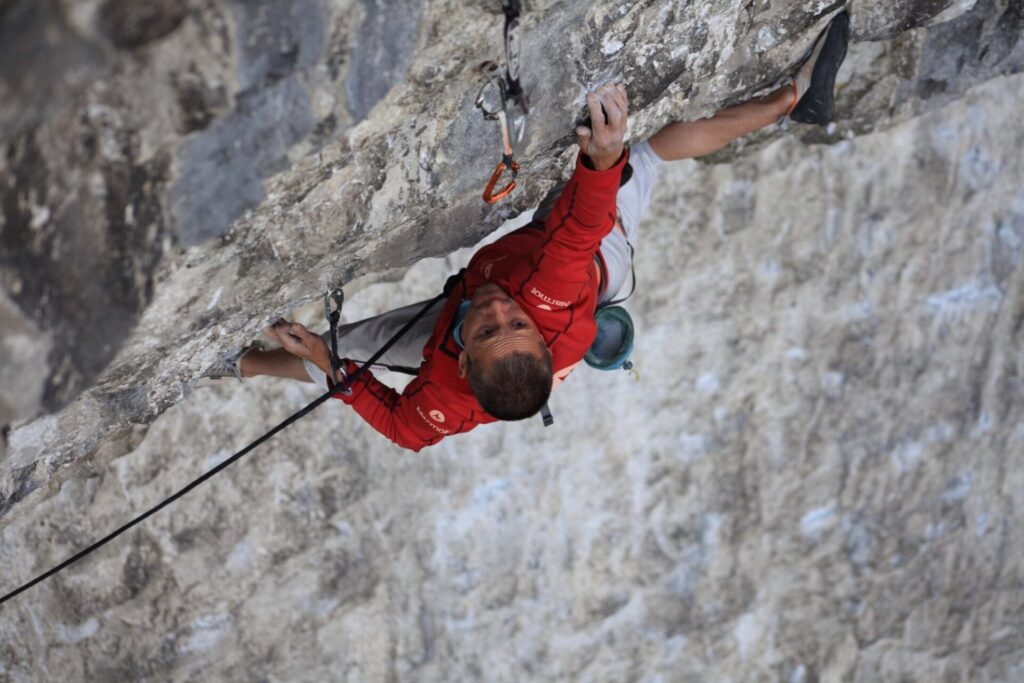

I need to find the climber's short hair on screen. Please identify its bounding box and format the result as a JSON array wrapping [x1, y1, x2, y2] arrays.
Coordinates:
[[467, 347, 553, 421]]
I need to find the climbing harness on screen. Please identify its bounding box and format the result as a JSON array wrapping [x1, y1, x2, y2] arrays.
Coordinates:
[[0, 277, 460, 607], [476, 70, 520, 204], [604, 241, 637, 308]]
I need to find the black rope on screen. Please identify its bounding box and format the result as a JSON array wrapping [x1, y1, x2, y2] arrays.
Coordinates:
[[348, 361, 420, 376], [0, 283, 454, 607]]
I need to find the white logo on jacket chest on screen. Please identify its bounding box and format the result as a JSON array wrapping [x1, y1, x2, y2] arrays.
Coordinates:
[[530, 287, 570, 309]]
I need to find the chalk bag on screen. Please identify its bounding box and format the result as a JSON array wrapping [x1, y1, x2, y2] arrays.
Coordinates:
[[584, 305, 635, 371]]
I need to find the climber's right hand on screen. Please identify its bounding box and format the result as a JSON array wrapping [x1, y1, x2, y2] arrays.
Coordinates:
[[575, 82, 628, 171]]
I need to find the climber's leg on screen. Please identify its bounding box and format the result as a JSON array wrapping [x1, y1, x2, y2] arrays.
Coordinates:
[[225, 298, 442, 387], [288, 300, 443, 390], [650, 11, 850, 159], [648, 86, 793, 162], [239, 347, 313, 382]]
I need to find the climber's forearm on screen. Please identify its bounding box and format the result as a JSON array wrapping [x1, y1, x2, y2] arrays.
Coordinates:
[[648, 86, 794, 161]]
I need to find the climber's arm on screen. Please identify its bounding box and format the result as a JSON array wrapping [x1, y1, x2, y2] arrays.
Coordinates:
[[514, 83, 629, 298], [271, 321, 459, 451]]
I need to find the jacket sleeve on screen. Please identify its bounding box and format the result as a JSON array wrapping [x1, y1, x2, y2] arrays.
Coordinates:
[[331, 361, 463, 452], [514, 151, 628, 302]]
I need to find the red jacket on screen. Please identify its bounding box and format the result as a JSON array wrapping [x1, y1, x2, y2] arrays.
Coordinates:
[[335, 151, 628, 451]]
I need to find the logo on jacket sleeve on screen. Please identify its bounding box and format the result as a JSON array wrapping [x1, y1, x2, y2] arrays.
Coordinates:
[[416, 406, 451, 434]]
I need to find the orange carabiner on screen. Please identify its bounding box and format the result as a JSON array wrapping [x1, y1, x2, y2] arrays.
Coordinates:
[[482, 158, 520, 204]]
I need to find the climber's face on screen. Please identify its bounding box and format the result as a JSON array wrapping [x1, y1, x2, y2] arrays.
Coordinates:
[[458, 283, 547, 372]]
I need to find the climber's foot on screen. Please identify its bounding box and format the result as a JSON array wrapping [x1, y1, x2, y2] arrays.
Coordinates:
[[789, 10, 850, 125], [194, 342, 261, 387]]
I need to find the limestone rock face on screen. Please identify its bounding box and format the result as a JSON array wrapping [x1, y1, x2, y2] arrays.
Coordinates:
[[1, 0, 1023, 680]]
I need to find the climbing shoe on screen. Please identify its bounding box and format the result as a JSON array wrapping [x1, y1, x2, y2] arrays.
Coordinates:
[[790, 11, 850, 125], [195, 343, 260, 387]]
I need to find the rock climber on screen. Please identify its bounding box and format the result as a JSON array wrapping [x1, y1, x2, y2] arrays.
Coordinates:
[[201, 12, 850, 451]]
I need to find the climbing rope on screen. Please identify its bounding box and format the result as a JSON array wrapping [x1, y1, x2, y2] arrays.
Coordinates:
[[0, 278, 458, 607]]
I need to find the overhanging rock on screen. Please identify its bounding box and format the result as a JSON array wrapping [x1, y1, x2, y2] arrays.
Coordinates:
[[1, 0, 1022, 522]]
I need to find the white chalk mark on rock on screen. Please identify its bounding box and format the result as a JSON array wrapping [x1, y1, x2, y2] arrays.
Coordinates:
[[800, 504, 836, 540], [924, 283, 1002, 315], [58, 618, 100, 644], [206, 287, 223, 310]]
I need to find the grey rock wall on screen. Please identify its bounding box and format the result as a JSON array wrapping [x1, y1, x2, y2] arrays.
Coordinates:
[[2, 71, 1022, 682], [1, 0, 1023, 679]]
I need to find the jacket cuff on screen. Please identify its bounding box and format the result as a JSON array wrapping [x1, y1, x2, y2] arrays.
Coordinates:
[[580, 147, 628, 171], [570, 147, 630, 226], [329, 359, 363, 401]]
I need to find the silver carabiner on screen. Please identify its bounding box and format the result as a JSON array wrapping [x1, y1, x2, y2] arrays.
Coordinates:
[[475, 72, 508, 120]]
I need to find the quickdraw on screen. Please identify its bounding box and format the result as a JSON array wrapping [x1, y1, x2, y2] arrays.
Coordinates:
[[500, 0, 529, 118], [476, 70, 520, 204], [324, 287, 349, 393], [475, 1, 529, 204]]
